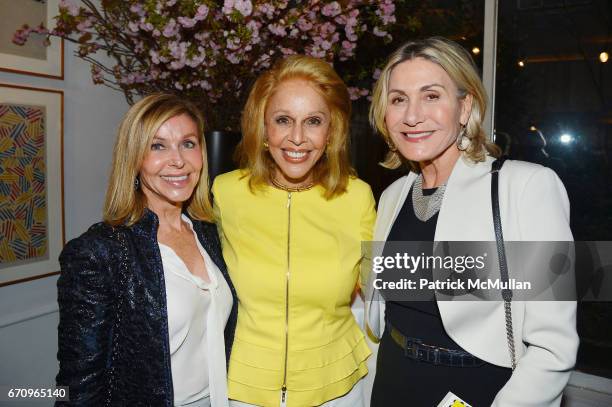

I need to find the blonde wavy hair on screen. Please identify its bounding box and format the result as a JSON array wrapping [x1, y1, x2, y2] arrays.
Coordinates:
[[103, 93, 213, 226], [369, 37, 500, 170], [236, 54, 355, 199]]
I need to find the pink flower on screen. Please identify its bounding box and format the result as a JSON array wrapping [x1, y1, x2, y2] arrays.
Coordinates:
[[149, 50, 161, 64], [373, 68, 382, 80], [268, 24, 286, 37], [246, 21, 261, 44], [307, 46, 326, 59], [297, 17, 313, 32], [130, 4, 145, 17], [234, 0, 253, 17], [59, 1, 80, 17], [195, 5, 209, 20], [134, 41, 145, 53], [77, 17, 94, 31], [321, 2, 342, 17], [178, 16, 197, 28], [128, 21, 140, 32], [257, 3, 275, 19], [341, 40, 355, 50], [373, 27, 387, 37], [347, 87, 361, 101], [12, 28, 31, 46], [222, 0, 235, 15], [226, 37, 241, 50], [91, 65, 104, 84], [280, 47, 296, 56], [319, 22, 336, 36], [163, 19, 179, 38], [378, 0, 396, 24], [141, 22, 154, 31], [226, 52, 241, 64]]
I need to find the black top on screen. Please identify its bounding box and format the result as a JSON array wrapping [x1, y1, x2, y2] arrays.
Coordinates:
[[372, 185, 512, 407], [385, 186, 461, 349], [55, 209, 237, 406]]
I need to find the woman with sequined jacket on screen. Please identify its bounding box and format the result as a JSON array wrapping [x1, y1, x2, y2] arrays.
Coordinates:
[[56, 94, 237, 407]]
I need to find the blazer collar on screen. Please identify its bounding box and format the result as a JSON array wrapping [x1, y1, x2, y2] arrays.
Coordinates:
[[128, 208, 225, 273], [129, 207, 159, 236], [380, 155, 494, 241], [378, 172, 416, 241]]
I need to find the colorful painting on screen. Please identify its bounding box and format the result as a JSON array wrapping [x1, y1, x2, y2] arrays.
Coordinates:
[[0, 104, 48, 263], [0, 83, 63, 286]]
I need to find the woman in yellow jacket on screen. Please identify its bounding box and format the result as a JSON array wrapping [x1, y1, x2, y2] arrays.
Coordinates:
[[212, 55, 376, 407]]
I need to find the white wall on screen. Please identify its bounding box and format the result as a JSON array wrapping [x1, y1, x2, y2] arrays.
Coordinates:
[[0, 35, 128, 405]]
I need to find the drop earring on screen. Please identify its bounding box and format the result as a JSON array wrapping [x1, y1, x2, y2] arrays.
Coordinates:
[[456, 124, 469, 151]]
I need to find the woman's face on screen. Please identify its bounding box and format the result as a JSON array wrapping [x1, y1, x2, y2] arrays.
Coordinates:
[[139, 113, 203, 211], [384, 57, 471, 166], [264, 79, 330, 187]]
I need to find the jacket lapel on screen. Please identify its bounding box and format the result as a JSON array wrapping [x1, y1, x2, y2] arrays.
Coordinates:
[[192, 220, 226, 273], [434, 156, 496, 241], [374, 173, 417, 241]]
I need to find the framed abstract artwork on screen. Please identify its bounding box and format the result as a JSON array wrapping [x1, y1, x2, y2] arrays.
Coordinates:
[[0, 83, 64, 286], [0, 0, 63, 79]]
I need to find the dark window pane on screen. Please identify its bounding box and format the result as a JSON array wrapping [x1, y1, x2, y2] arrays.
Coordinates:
[[495, 0, 612, 378]]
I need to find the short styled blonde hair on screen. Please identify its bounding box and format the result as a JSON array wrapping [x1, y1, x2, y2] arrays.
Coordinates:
[[236, 55, 355, 199], [369, 37, 500, 169], [103, 93, 213, 226]]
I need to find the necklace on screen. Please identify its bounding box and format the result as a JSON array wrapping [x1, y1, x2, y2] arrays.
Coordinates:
[[412, 174, 447, 222], [271, 177, 314, 192]]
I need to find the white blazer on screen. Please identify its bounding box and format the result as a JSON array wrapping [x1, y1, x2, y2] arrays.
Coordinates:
[[364, 156, 579, 406]]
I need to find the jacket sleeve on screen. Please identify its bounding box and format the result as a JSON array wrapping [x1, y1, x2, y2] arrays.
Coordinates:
[[55, 236, 114, 406], [493, 166, 579, 407]]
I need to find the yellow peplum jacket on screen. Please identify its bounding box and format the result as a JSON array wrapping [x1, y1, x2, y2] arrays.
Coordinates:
[[212, 170, 376, 407]]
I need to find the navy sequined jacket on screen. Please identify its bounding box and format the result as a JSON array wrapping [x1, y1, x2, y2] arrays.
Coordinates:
[[55, 209, 237, 406]]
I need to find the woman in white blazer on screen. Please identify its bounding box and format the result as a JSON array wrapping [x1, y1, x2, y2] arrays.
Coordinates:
[[364, 37, 578, 406]]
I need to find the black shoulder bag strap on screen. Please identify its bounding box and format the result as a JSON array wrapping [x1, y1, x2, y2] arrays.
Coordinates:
[[491, 156, 517, 370]]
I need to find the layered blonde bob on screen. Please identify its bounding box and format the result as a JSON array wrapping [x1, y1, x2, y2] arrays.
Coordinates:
[[103, 93, 213, 226], [236, 54, 354, 199], [369, 37, 500, 170]]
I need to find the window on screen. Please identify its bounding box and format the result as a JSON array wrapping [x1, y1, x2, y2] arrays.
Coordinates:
[[494, 0, 612, 378]]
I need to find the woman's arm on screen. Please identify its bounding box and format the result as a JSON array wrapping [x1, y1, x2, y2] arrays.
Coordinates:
[[55, 234, 114, 406], [494, 166, 579, 407], [358, 185, 377, 294]]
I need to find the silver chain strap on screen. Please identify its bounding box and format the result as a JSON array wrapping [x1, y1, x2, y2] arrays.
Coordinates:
[[504, 300, 516, 370]]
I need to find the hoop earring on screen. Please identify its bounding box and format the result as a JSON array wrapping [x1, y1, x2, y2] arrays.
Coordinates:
[[456, 125, 469, 151]]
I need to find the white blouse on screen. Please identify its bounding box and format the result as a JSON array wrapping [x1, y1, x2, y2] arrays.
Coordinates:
[[159, 215, 232, 407]]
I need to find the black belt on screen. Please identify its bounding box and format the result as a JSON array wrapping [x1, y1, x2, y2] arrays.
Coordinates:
[[388, 321, 484, 367]]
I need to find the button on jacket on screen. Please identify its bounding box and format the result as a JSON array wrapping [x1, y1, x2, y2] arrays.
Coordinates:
[[56, 209, 237, 406], [213, 170, 376, 407]]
